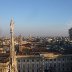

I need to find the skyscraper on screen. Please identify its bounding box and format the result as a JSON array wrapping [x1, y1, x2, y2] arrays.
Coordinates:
[[69, 28, 72, 40]]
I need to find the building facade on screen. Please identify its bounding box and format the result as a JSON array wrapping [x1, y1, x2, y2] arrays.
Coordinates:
[[17, 53, 72, 72]]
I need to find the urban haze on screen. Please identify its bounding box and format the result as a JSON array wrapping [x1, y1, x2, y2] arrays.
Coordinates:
[[0, 0, 72, 72]]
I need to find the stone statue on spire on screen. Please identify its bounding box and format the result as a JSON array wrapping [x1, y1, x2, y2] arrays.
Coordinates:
[[10, 18, 14, 33]]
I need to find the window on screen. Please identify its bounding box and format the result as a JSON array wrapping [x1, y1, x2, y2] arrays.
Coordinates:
[[62, 63, 64, 66], [46, 64, 47, 69], [32, 64, 34, 67], [18, 69, 20, 72], [62, 68, 64, 71], [18, 59, 20, 62], [32, 59, 34, 62], [50, 63, 52, 67], [54, 63, 56, 67], [23, 69, 25, 72], [32, 69, 34, 72], [41, 59, 43, 61], [37, 59, 39, 62], [18, 65, 20, 69], [58, 63, 60, 67], [37, 69, 38, 72], [71, 57, 72, 60], [54, 59, 56, 61], [46, 59, 47, 61], [28, 70, 29, 72], [27, 59, 29, 62], [62, 58, 64, 61], [37, 64, 38, 67], [23, 59, 25, 62], [50, 59, 52, 61], [23, 65, 25, 68]]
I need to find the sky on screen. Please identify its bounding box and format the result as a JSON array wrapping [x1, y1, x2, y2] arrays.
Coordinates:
[[0, 0, 72, 37]]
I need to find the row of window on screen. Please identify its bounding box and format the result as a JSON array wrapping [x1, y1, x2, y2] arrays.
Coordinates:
[[18, 65, 72, 72], [17, 57, 72, 62], [18, 59, 40, 62], [45, 57, 72, 61], [18, 62, 72, 69]]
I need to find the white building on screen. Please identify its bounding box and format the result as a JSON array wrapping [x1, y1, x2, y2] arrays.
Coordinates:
[[17, 53, 72, 72]]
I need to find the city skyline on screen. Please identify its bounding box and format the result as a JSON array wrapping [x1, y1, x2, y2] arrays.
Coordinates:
[[0, 0, 72, 36]]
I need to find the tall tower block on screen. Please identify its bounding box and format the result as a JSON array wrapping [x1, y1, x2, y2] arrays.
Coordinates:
[[10, 18, 18, 72]]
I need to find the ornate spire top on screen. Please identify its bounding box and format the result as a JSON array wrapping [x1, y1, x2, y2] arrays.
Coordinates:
[[10, 17, 14, 24], [10, 18, 14, 33]]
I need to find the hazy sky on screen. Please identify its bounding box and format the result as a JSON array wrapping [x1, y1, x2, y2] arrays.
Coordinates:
[[0, 0, 72, 36]]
